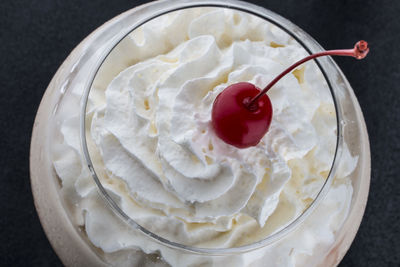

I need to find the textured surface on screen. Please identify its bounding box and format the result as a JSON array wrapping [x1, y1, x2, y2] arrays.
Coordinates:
[[0, 0, 399, 266]]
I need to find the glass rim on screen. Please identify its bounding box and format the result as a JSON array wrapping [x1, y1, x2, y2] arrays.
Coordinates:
[[79, 0, 344, 255]]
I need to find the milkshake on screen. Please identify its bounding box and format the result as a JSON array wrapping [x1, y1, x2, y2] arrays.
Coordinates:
[[30, 2, 370, 267]]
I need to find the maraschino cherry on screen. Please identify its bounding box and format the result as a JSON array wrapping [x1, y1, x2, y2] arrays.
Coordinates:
[[212, 40, 369, 148]]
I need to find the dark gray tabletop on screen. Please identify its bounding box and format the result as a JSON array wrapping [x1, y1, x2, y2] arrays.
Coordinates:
[[1, 0, 399, 266]]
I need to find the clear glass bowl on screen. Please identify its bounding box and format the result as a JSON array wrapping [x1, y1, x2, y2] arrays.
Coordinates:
[[30, 0, 370, 266]]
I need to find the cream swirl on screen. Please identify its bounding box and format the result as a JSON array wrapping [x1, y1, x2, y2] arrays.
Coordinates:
[[52, 7, 356, 266], [89, 9, 337, 240]]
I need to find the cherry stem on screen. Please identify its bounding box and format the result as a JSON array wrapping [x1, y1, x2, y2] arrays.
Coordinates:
[[247, 40, 369, 108]]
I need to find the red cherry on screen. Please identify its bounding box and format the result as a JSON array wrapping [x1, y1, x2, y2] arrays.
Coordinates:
[[211, 41, 369, 149], [211, 82, 272, 148]]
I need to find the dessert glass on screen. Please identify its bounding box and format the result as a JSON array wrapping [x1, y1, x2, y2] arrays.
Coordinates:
[[30, 0, 370, 266]]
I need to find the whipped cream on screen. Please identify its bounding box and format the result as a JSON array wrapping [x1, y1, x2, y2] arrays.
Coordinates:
[[52, 8, 358, 266]]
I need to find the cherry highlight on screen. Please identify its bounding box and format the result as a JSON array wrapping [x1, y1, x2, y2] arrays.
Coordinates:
[[211, 41, 369, 149]]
